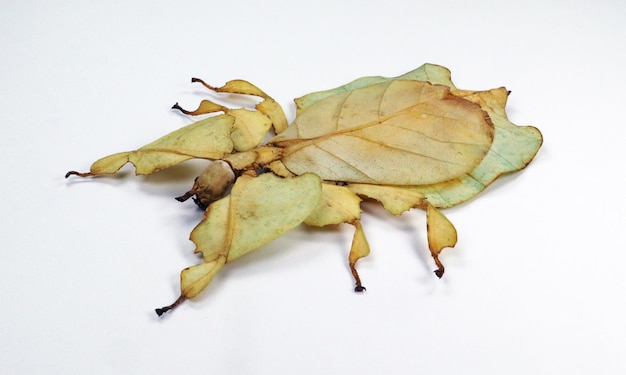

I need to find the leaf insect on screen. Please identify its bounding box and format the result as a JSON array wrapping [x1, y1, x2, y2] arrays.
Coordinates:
[[66, 64, 543, 316]]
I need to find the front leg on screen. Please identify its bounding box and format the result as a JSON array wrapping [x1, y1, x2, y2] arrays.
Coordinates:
[[173, 94, 272, 152], [191, 78, 288, 134], [156, 173, 323, 316]]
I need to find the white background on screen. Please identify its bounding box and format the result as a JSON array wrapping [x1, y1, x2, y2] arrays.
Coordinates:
[[2, 1, 625, 374]]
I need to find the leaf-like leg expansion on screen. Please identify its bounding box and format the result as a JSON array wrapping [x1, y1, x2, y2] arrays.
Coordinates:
[[172, 99, 228, 116], [181, 256, 227, 298], [302, 183, 364, 290], [164, 174, 322, 314], [192, 78, 288, 134], [346, 184, 457, 278], [349, 220, 371, 292], [156, 256, 227, 317], [65, 152, 133, 178], [174, 83, 273, 152], [65, 116, 235, 178], [425, 202, 457, 278]]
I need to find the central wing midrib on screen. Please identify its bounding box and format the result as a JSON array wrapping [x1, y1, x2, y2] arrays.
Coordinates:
[[285, 105, 484, 155]]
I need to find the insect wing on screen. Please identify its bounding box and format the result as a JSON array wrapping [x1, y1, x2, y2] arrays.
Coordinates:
[[276, 80, 494, 185]]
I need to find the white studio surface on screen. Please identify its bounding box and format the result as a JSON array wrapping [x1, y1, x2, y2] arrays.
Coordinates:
[[1, 1, 625, 374]]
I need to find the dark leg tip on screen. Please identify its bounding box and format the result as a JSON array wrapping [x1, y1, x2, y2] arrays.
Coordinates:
[[354, 285, 367, 292], [434, 269, 444, 278], [65, 170, 91, 178], [155, 308, 166, 317], [155, 295, 185, 317]]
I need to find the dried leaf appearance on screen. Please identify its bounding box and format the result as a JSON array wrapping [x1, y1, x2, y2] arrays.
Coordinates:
[[66, 64, 542, 315], [274, 80, 495, 185]]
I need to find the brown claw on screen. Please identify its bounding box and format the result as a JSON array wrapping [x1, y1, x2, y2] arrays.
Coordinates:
[[433, 255, 445, 278], [171, 102, 194, 115]]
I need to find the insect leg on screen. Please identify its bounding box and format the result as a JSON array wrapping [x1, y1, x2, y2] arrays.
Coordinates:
[[349, 220, 371, 292], [192, 78, 288, 134], [172, 99, 228, 116], [425, 201, 458, 278], [155, 256, 227, 317], [155, 295, 185, 317], [345, 184, 458, 278]]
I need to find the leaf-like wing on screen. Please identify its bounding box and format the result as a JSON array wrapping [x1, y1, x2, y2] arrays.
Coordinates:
[[406, 87, 543, 208], [276, 64, 541, 208], [292, 63, 455, 112], [274, 80, 494, 185]]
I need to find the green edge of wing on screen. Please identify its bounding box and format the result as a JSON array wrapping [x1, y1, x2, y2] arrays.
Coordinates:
[[294, 63, 455, 112], [407, 108, 543, 208], [291, 64, 542, 208]]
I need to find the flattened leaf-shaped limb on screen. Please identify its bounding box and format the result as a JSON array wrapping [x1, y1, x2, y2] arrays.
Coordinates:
[[348, 184, 457, 277], [304, 183, 362, 227], [348, 221, 371, 291], [304, 182, 457, 286], [156, 173, 322, 315], [425, 202, 457, 277], [66, 83, 280, 178], [66, 115, 235, 177], [304, 184, 371, 291], [189, 78, 289, 134], [173, 96, 273, 153]]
